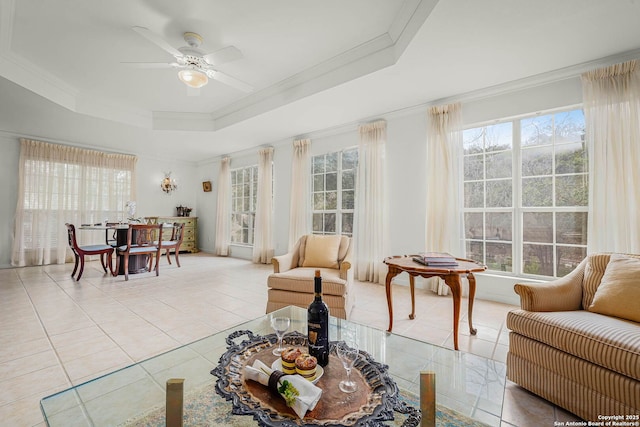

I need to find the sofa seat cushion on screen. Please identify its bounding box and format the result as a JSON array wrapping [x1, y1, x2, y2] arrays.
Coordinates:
[[507, 309, 640, 380], [267, 267, 348, 296]]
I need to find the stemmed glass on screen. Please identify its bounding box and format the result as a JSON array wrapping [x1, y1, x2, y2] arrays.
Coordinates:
[[271, 317, 290, 356], [336, 341, 359, 393]]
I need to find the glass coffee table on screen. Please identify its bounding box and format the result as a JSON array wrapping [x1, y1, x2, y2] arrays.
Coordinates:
[[40, 306, 505, 426]]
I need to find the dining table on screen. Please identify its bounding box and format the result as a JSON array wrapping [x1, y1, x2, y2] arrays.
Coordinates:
[[79, 223, 155, 275]]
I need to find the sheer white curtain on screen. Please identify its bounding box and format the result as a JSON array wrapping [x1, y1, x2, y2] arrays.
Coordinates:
[[215, 157, 231, 256], [425, 103, 464, 295], [582, 60, 640, 253], [288, 138, 310, 250], [354, 120, 388, 284], [253, 147, 274, 263], [12, 138, 136, 267]]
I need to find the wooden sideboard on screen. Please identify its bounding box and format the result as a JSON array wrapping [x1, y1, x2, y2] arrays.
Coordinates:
[[144, 216, 199, 253]]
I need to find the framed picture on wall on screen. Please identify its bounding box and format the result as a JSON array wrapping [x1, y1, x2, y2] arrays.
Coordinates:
[[202, 181, 212, 192]]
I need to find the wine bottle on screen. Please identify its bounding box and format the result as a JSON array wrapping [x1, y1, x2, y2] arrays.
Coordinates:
[[307, 269, 329, 367]]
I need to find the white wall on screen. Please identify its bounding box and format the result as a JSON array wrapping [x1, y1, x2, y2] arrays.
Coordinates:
[[1, 74, 584, 305]]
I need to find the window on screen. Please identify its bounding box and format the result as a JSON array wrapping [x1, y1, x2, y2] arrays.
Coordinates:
[[13, 139, 136, 267], [463, 108, 587, 278], [312, 148, 358, 236], [230, 165, 258, 245]]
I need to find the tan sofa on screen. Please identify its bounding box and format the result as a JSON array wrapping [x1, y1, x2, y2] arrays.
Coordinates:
[[506, 253, 640, 421], [266, 234, 354, 319]]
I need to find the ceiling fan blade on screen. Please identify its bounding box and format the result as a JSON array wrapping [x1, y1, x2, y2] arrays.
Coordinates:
[[121, 62, 177, 69], [132, 26, 182, 58], [203, 46, 243, 66], [210, 70, 254, 93]]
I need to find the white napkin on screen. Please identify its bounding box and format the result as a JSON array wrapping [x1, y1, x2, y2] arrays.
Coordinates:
[[244, 360, 322, 418]]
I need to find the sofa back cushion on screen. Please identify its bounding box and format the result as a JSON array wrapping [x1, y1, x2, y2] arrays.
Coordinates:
[[588, 254, 640, 323], [582, 253, 612, 309], [301, 234, 342, 269]]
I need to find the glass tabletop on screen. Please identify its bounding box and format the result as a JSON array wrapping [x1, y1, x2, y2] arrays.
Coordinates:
[[40, 306, 505, 426]]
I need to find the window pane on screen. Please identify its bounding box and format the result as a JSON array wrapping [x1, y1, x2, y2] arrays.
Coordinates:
[[464, 155, 484, 180], [464, 182, 484, 208], [554, 110, 585, 145], [486, 180, 512, 207], [523, 212, 553, 243], [466, 240, 484, 263], [463, 128, 484, 155], [556, 175, 588, 206], [326, 191, 337, 210], [313, 175, 324, 192], [523, 244, 553, 276], [556, 212, 587, 245], [342, 190, 354, 209], [343, 149, 357, 169], [313, 156, 325, 174], [326, 152, 338, 172], [485, 122, 512, 152], [522, 177, 552, 207], [485, 151, 512, 179], [324, 213, 336, 233], [555, 142, 587, 174], [342, 213, 353, 235], [312, 213, 323, 232], [486, 242, 512, 272], [313, 193, 324, 210], [485, 212, 512, 241], [522, 146, 553, 177], [557, 246, 586, 277], [326, 172, 337, 191], [522, 114, 553, 147], [465, 212, 483, 239], [342, 170, 355, 189]]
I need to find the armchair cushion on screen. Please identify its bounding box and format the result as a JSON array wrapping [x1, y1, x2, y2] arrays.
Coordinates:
[[301, 234, 341, 268], [588, 254, 640, 323], [268, 267, 348, 296]]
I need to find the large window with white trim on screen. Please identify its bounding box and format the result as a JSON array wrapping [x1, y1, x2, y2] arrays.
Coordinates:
[[463, 108, 588, 278], [230, 165, 257, 245], [311, 148, 358, 236]]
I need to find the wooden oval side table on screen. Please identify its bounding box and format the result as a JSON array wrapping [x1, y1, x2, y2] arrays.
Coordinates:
[[383, 255, 486, 351]]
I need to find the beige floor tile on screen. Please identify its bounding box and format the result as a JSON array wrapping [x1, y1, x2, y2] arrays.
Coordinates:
[[502, 381, 556, 426]]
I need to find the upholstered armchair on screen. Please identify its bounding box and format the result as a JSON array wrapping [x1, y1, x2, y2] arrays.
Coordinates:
[[266, 234, 355, 319]]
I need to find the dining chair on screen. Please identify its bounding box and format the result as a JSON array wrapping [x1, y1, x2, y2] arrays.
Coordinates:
[[105, 222, 120, 247], [65, 223, 115, 281], [157, 222, 185, 267], [114, 224, 163, 281]]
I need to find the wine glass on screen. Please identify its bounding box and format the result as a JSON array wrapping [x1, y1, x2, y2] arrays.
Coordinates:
[[271, 316, 290, 356], [336, 341, 359, 393]]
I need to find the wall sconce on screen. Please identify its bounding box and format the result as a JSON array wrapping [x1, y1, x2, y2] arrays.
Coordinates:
[[161, 172, 177, 194]]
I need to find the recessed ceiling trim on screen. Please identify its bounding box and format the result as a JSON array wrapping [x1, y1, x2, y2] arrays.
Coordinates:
[[153, 0, 440, 132], [0, 51, 78, 111], [152, 111, 216, 131]]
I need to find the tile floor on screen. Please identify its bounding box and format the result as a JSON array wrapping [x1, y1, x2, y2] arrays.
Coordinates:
[[0, 253, 583, 427]]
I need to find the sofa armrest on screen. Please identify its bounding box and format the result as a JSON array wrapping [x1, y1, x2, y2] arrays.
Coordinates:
[[514, 258, 586, 311]]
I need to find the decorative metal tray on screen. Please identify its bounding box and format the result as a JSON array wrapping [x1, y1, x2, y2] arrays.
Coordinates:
[[210, 330, 420, 426]]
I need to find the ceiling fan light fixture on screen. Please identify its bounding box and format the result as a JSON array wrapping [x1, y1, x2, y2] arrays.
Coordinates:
[[178, 68, 208, 88]]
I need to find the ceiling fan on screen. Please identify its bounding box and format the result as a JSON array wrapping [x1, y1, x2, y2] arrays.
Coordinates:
[[124, 26, 253, 93]]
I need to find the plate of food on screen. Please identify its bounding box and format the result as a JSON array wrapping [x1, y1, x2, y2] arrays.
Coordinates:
[[272, 347, 324, 384]]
